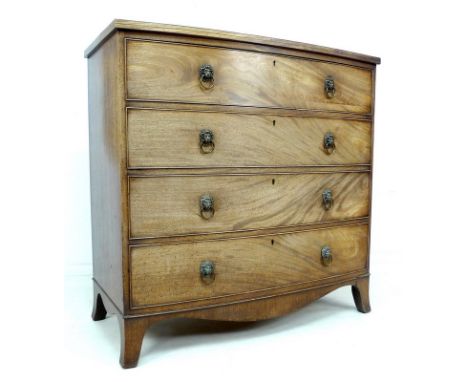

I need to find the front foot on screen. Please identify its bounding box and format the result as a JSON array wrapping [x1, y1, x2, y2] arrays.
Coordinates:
[[352, 276, 371, 313], [119, 317, 150, 369]]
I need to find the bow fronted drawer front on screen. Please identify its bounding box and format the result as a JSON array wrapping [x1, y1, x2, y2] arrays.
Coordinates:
[[127, 109, 372, 168], [126, 40, 372, 114], [128, 173, 369, 239], [130, 224, 369, 309]]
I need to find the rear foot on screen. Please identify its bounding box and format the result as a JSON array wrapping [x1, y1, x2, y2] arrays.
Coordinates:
[[91, 286, 107, 321], [352, 277, 371, 313]]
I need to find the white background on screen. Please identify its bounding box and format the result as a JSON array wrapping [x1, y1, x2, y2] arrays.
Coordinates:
[[1, 0, 467, 380]]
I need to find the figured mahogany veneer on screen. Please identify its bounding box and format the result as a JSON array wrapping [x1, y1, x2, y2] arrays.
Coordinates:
[[86, 19, 379, 368], [129, 173, 370, 238], [126, 40, 372, 113], [130, 224, 369, 308], [127, 109, 372, 168]]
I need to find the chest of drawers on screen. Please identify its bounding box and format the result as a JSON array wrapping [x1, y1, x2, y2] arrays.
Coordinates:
[[86, 20, 380, 368]]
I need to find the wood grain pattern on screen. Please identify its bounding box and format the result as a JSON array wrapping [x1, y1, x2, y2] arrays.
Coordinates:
[[88, 32, 126, 312], [130, 224, 368, 307], [129, 172, 369, 238], [85, 20, 381, 64], [127, 108, 371, 168], [126, 40, 373, 113]]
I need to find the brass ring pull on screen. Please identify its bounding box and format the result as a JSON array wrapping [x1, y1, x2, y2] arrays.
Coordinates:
[[200, 194, 215, 219], [199, 64, 214, 89], [323, 132, 336, 154], [324, 76, 336, 98], [199, 129, 215, 154], [321, 246, 333, 266], [322, 189, 333, 210], [200, 260, 215, 283]]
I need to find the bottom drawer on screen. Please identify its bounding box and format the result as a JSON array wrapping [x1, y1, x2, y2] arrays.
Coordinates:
[[130, 224, 368, 308]]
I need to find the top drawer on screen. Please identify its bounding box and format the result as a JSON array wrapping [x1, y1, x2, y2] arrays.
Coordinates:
[[126, 40, 373, 114]]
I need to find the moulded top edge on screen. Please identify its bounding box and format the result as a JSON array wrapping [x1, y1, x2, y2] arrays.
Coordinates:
[[84, 19, 381, 65]]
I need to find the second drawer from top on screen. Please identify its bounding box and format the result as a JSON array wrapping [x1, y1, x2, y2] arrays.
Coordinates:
[[127, 109, 372, 168]]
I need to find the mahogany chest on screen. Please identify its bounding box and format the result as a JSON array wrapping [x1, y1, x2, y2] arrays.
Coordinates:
[[85, 20, 380, 368]]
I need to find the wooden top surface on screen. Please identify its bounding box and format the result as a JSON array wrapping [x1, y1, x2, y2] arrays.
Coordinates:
[[84, 19, 381, 64]]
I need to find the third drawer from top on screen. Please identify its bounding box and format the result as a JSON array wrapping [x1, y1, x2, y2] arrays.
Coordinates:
[[129, 172, 369, 239]]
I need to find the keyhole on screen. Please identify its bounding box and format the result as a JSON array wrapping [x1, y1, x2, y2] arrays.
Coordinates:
[[271, 239, 275, 245], [273, 60, 276, 66], [272, 120, 276, 126], [272, 178, 275, 185]]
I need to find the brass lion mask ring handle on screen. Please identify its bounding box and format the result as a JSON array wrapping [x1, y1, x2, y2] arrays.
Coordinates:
[[199, 64, 215, 89], [199, 129, 215, 153], [200, 194, 215, 219], [323, 132, 336, 154], [324, 76, 336, 98]]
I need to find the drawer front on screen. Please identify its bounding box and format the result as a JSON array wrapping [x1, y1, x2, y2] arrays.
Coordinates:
[[130, 224, 369, 307], [127, 109, 372, 168], [129, 173, 369, 238], [126, 40, 372, 113]]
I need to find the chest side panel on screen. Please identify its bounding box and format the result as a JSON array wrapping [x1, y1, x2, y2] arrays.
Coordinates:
[[88, 32, 127, 312]]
